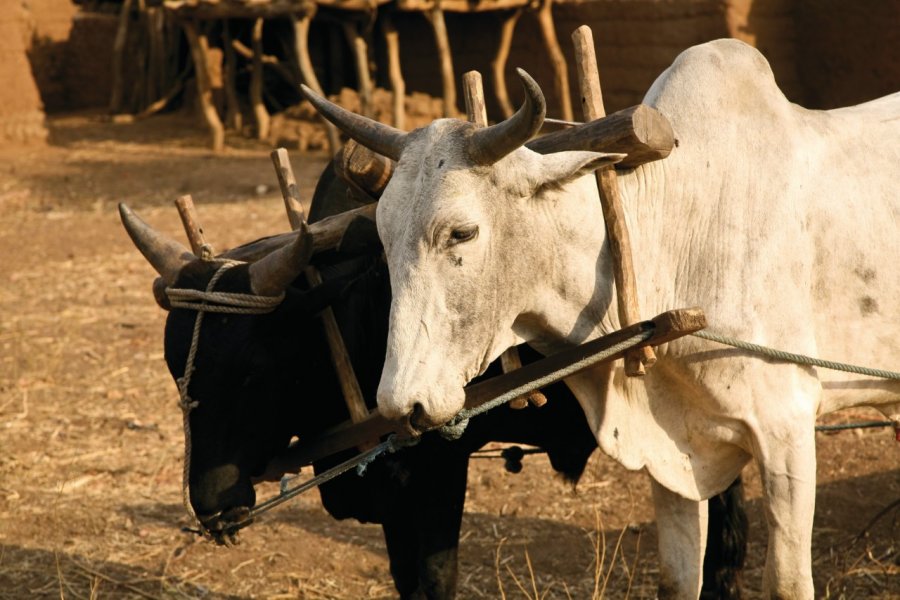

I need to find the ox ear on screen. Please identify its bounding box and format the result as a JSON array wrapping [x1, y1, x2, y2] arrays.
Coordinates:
[[531, 151, 626, 192]]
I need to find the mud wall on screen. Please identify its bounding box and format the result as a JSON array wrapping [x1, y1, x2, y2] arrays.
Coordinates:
[[0, 0, 47, 144]]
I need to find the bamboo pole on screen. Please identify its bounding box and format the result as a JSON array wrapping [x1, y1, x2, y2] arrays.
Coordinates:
[[572, 25, 655, 376]]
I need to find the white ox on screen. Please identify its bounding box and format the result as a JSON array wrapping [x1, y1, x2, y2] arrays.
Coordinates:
[[304, 39, 900, 598]]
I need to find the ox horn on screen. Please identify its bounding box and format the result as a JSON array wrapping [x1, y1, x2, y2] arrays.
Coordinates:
[[119, 203, 195, 285], [247, 222, 314, 297], [467, 69, 546, 165], [300, 85, 408, 161]]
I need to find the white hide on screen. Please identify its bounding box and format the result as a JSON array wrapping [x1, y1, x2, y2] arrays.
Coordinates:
[[376, 39, 900, 598]]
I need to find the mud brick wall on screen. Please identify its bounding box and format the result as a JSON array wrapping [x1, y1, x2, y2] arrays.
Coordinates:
[[0, 0, 48, 144]]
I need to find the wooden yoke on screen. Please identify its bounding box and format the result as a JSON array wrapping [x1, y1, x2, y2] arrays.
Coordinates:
[[463, 71, 548, 410], [572, 25, 656, 376], [270, 148, 372, 432]]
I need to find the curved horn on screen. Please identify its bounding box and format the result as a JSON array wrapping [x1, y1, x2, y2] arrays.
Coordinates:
[[300, 84, 408, 161], [467, 69, 546, 165], [248, 222, 314, 297], [119, 203, 194, 285]]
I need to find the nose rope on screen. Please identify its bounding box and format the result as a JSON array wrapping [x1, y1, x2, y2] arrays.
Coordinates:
[[170, 260, 283, 533]]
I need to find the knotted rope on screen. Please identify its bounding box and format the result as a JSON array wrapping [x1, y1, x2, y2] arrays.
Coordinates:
[[170, 259, 283, 532]]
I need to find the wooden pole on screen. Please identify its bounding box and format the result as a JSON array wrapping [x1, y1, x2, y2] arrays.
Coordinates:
[[182, 20, 225, 152], [463, 71, 547, 409], [536, 0, 573, 122], [342, 22, 374, 119], [110, 0, 133, 114], [490, 8, 522, 119], [251, 17, 271, 140], [292, 10, 340, 154], [572, 25, 655, 376], [222, 20, 243, 131], [270, 149, 372, 429], [174, 194, 210, 256], [425, 6, 457, 118], [382, 12, 406, 130]]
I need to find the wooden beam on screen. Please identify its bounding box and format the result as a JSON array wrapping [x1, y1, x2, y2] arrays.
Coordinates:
[[525, 104, 674, 168], [573, 25, 655, 376]]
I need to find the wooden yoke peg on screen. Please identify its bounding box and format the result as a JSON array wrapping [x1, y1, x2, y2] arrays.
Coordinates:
[[270, 148, 373, 437], [572, 26, 655, 377], [463, 71, 547, 410], [174, 194, 212, 258]]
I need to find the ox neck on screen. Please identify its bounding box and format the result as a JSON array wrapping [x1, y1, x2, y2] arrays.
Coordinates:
[[515, 161, 664, 355]]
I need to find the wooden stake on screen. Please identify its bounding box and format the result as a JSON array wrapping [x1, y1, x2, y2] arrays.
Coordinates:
[[572, 25, 655, 376], [463, 70, 546, 409], [174, 194, 209, 256], [270, 149, 372, 429]]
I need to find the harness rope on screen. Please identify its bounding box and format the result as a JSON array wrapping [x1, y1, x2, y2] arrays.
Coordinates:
[[170, 259, 283, 534]]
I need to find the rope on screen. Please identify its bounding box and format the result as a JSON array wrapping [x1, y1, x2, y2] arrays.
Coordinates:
[[172, 259, 287, 534], [692, 330, 900, 380], [815, 421, 894, 432]]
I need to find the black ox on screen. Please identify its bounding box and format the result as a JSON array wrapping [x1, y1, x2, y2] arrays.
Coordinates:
[[120, 160, 747, 599]]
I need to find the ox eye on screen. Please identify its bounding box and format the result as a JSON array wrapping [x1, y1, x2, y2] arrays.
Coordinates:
[[448, 225, 478, 246]]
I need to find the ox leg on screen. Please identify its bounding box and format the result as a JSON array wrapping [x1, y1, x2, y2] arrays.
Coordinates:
[[651, 479, 707, 599], [382, 518, 425, 599], [754, 424, 816, 599]]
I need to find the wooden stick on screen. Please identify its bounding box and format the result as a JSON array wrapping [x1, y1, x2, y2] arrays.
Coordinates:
[[536, 0, 573, 122], [174, 194, 209, 256], [182, 19, 225, 152], [463, 70, 545, 409], [425, 7, 457, 118], [270, 149, 372, 429], [491, 8, 522, 118], [382, 12, 406, 130], [251, 17, 270, 140], [292, 10, 340, 154], [525, 104, 674, 168], [572, 25, 655, 376]]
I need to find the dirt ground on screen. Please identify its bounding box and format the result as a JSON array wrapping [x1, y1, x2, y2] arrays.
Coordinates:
[[0, 112, 897, 599]]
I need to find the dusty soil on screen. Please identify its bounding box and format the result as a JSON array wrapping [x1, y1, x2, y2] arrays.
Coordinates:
[[0, 113, 897, 599]]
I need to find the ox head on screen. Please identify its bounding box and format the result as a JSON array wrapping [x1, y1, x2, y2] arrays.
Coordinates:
[[120, 204, 342, 541], [303, 71, 624, 430]]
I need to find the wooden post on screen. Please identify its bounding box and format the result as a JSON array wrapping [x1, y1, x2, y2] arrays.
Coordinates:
[[110, 0, 133, 114], [463, 71, 547, 409], [182, 20, 225, 152], [222, 20, 243, 131], [251, 18, 271, 140], [572, 25, 655, 376], [270, 149, 372, 429], [382, 12, 406, 130], [425, 6, 457, 118], [292, 10, 340, 154], [342, 22, 374, 119], [174, 194, 210, 256], [536, 0, 573, 122], [490, 8, 522, 119]]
